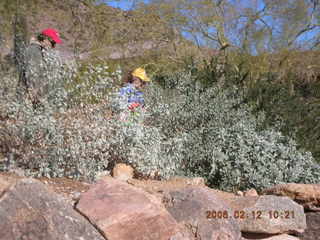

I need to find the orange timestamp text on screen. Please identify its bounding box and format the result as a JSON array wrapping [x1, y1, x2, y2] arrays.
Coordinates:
[[206, 210, 295, 220]]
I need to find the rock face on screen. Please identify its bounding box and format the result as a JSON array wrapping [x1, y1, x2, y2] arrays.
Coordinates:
[[0, 173, 21, 195], [262, 183, 320, 211], [0, 178, 105, 240], [297, 212, 320, 240], [168, 176, 206, 186], [163, 187, 242, 240], [112, 163, 134, 181], [244, 189, 259, 197], [127, 176, 206, 195], [228, 196, 306, 234], [1, 172, 317, 240], [76, 176, 190, 240], [242, 233, 300, 240], [0, 178, 11, 195]]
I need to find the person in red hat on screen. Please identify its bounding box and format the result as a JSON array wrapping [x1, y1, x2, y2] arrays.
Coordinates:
[[16, 28, 62, 109]]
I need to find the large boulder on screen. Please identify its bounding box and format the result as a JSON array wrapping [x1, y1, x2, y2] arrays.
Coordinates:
[[0, 178, 104, 240], [262, 184, 320, 211], [76, 176, 191, 240], [297, 212, 320, 240], [163, 187, 242, 240], [228, 196, 306, 234]]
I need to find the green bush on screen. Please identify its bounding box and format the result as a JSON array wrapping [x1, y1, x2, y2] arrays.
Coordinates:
[[1, 58, 319, 191], [0, 58, 121, 179], [142, 70, 320, 191], [66, 62, 122, 105], [246, 76, 320, 163]]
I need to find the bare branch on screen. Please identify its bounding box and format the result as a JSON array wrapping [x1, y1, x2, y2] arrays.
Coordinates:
[[288, 24, 320, 47]]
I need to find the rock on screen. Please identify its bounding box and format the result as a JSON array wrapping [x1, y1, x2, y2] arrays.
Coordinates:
[[0, 173, 20, 195], [228, 196, 306, 234], [242, 233, 300, 239], [296, 212, 320, 240], [163, 187, 242, 240], [237, 191, 244, 196], [127, 177, 206, 195], [76, 176, 191, 240], [8, 167, 26, 177], [0, 178, 10, 195], [72, 191, 82, 201], [0, 178, 105, 240], [262, 184, 320, 211], [244, 189, 258, 197], [168, 176, 206, 186], [112, 163, 134, 181]]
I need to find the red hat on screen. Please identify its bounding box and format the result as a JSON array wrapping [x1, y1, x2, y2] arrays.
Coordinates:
[[41, 28, 62, 44]]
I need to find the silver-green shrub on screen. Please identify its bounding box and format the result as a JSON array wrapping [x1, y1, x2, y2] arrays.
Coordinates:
[[66, 63, 122, 105], [140, 70, 320, 191], [0, 55, 121, 180], [1, 55, 319, 190]]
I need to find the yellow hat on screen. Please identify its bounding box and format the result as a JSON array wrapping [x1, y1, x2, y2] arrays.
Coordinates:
[[132, 67, 150, 82]]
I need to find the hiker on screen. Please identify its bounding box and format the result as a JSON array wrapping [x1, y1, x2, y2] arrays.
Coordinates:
[[112, 67, 150, 122], [16, 28, 62, 109], [120, 67, 150, 109]]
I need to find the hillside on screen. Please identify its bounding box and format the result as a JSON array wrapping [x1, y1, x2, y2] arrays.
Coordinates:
[[0, 0, 180, 63]]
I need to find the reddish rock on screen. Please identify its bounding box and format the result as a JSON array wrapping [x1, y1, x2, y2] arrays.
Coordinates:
[[163, 187, 242, 240], [112, 163, 134, 181], [228, 196, 306, 234], [0, 178, 10, 195], [168, 176, 206, 186], [76, 176, 191, 240], [297, 212, 320, 240], [0, 173, 20, 195], [0, 178, 105, 240], [262, 183, 320, 211], [244, 189, 258, 197], [242, 233, 300, 239], [127, 177, 206, 195], [237, 191, 244, 196]]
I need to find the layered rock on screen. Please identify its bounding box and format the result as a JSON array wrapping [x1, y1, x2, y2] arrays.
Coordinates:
[[297, 212, 320, 240], [163, 187, 242, 240], [0, 178, 104, 240], [242, 233, 300, 240], [76, 176, 191, 240], [228, 196, 306, 234], [1, 171, 318, 240], [262, 184, 320, 211]]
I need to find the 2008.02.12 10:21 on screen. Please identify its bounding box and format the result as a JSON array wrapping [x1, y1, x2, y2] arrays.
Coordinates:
[[206, 210, 295, 220]]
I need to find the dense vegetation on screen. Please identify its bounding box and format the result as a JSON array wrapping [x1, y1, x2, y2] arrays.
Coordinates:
[[1, 56, 319, 191], [0, 0, 319, 191]]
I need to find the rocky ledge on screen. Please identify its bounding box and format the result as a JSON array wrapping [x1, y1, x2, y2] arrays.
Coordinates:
[[0, 164, 319, 240]]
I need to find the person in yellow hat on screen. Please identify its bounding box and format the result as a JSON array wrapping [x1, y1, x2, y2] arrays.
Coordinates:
[[119, 67, 150, 111]]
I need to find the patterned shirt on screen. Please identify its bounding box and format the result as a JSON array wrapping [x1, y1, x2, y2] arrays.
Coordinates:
[[119, 83, 145, 107]]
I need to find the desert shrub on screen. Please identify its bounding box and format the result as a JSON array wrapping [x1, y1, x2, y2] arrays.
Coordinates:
[[0, 58, 121, 180], [141, 70, 320, 191], [66, 62, 122, 105], [1, 55, 319, 191], [224, 52, 320, 163], [245, 74, 320, 163]]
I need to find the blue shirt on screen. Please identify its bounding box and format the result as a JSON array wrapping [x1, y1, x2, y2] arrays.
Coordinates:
[[119, 83, 145, 106]]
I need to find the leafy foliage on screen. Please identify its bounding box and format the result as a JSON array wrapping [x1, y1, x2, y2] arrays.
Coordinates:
[[1, 50, 319, 192], [143, 70, 320, 191]]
